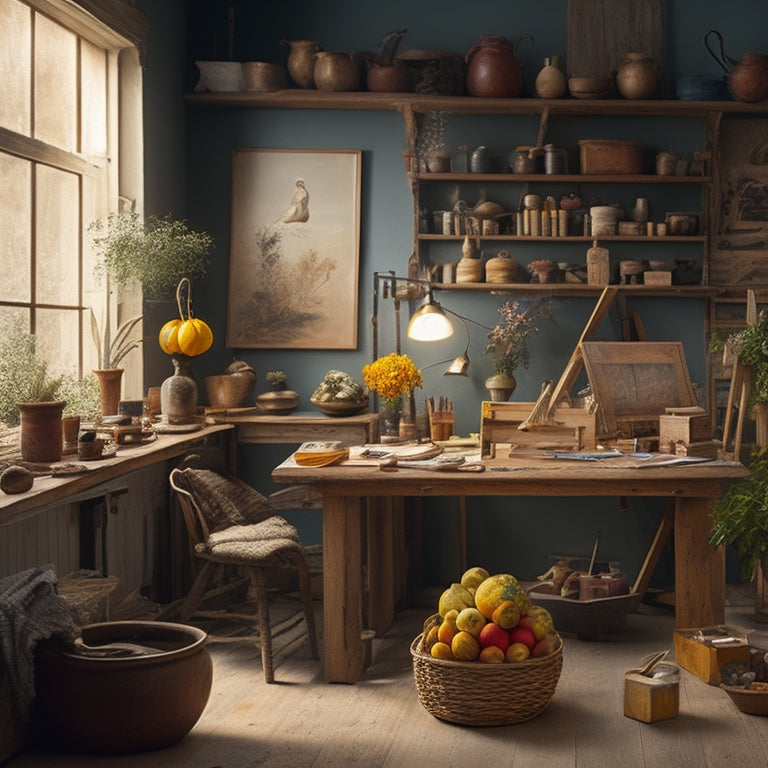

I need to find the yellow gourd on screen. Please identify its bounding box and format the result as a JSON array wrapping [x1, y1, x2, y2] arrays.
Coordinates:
[[158, 277, 213, 357]]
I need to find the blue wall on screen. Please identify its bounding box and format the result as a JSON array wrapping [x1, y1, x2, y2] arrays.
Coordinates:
[[138, 1, 765, 586]]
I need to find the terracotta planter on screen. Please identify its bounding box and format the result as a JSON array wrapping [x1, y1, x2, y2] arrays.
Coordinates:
[[485, 374, 517, 402], [92, 368, 124, 418], [18, 400, 66, 463], [33, 621, 212, 754]]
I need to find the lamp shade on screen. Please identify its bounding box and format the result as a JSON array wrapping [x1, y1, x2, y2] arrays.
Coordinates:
[[407, 301, 454, 341]]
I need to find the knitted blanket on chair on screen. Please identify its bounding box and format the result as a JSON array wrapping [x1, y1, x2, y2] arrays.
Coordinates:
[[0, 565, 78, 718]]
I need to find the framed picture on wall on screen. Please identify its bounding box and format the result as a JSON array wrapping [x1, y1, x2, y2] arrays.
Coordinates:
[[226, 148, 362, 349]]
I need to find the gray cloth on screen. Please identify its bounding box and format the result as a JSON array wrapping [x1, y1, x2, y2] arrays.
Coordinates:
[[0, 565, 79, 717]]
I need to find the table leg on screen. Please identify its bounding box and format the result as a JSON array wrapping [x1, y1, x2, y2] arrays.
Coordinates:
[[674, 497, 725, 628], [367, 496, 397, 636], [322, 494, 364, 683]]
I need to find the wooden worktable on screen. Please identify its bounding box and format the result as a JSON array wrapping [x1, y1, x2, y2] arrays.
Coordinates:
[[273, 452, 749, 683], [0, 424, 234, 522]]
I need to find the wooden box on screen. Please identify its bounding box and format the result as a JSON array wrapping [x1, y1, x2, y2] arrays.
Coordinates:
[[480, 401, 597, 459], [673, 626, 751, 685], [624, 672, 679, 723], [659, 410, 711, 446], [578, 140, 642, 174], [643, 270, 672, 286]]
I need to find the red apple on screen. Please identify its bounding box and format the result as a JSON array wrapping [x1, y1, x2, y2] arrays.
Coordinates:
[[478, 621, 510, 653], [508, 625, 536, 651]]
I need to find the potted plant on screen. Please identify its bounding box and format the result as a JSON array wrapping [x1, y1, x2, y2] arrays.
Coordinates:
[[0, 320, 66, 462], [483, 300, 541, 401], [357, 28, 412, 93], [362, 352, 423, 440], [256, 370, 300, 415], [88, 211, 214, 415]]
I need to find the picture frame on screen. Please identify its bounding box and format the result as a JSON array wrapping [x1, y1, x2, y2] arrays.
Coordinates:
[[581, 341, 697, 437], [226, 148, 362, 349]]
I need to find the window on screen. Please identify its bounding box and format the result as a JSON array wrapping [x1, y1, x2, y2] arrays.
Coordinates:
[[0, 0, 146, 397]]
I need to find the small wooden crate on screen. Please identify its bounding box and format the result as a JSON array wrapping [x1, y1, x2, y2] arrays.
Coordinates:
[[578, 139, 642, 174], [624, 672, 679, 723], [659, 409, 711, 446], [673, 626, 751, 685], [480, 401, 597, 459]]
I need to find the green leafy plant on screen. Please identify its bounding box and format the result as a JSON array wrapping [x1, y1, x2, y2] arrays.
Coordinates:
[[89, 212, 213, 301], [266, 370, 287, 389], [711, 446, 768, 580], [59, 373, 102, 420], [0, 321, 63, 425], [725, 312, 768, 407]]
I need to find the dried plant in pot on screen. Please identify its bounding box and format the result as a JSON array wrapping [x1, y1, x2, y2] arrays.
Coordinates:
[[256, 370, 299, 415]]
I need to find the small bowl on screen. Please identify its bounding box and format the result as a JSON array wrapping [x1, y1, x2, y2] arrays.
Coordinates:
[[720, 682, 768, 715], [676, 76, 730, 101], [664, 211, 700, 236], [568, 77, 614, 99], [242, 62, 289, 92], [205, 374, 254, 409]]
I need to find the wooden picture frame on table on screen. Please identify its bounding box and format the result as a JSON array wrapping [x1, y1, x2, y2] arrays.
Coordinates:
[[581, 341, 698, 437], [226, 148, 362, 349]]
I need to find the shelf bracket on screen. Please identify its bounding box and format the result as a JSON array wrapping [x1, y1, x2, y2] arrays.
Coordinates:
[[536, 106, 550, 148]]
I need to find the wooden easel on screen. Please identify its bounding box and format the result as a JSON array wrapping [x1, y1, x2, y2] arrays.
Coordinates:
[[721, 290, 758, 461]]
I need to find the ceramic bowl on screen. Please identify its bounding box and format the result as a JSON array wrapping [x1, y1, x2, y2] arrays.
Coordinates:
[[720, 682, 768, 715], [664, 211, 700, 236], [194, 61, 244, 92], [242, 62, 288, 92], [205, 374, 254, 409], [568, 77, 614, 99], [676, 76, 730, 101], [309, 396, 369, 417]]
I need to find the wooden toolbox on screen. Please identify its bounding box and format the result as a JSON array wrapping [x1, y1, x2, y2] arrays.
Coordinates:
[[624, 672, 679, 723], [673, 625, 751, 685], [480, 401, 597, 459]]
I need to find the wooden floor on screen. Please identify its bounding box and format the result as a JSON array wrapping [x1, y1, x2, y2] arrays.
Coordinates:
[[8, 587, 768, 768]]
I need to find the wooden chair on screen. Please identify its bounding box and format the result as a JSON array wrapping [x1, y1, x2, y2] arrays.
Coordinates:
[[169, 466, 318, 683]]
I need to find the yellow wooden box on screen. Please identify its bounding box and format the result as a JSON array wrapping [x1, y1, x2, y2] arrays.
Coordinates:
[[673, 626, 751, 685], [623, 672, 679, 723]]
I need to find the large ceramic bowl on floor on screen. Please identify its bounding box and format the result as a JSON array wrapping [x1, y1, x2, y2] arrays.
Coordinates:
[[34, 621, 212, 754]]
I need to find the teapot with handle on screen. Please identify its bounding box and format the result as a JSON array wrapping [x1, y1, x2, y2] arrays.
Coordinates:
[[465, 33, 533, 98], [705, 29, 768, 103]]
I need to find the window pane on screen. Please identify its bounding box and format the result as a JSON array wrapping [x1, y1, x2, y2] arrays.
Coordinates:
[[81, 39, 107, 157], [0, 0, 31, 135], [34, 12, 77, 151], [0, 152, 31, 303], [36, 308, 80, 375], [36, 164, 79, 306]]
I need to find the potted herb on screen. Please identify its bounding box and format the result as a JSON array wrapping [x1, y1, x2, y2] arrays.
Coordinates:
[[483, 300, 540, 401], [256, 371, 300, 415]]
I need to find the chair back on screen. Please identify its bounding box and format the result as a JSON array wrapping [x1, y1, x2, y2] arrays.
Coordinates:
[[169, 467, 213, 554]]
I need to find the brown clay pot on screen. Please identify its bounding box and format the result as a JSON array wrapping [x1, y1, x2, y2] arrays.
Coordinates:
[[465, 34, 533, 98], [281, 39, 322, 88], [18, 400, 65, 463], [92, 368, 124, 418], [313, 52, 361, 91], [366, 61, 413, 92], [616, 53, 659, 99], [34, 621, 212, 754]]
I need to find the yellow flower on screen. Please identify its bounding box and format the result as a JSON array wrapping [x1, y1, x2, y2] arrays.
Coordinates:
[[362, 353, 423, 410]]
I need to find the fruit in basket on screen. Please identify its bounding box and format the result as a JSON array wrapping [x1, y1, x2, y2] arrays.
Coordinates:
[[438, 582, 475, 617], [520, 605, 555, 640], [491, 600, 521, 629], [456, 607, 486, 636], [532, 633, 557, 657], [474, 573, 531, 620], [508, 626, 536, 651], [431, 641, 453, 659], [479, 646, 506, 664], [460, 565, 490, 594], [478, 622, 510, 653], [437, 609, 459, 644], [506, 642, 531, 662], [451, 630, 481, 661]]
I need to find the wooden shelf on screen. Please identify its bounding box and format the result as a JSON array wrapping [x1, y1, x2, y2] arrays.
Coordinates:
[[432, 282, 723, 297], [416, 172, 710, 184], [419, 234, 706, 243], [185, 91, 768, 117]]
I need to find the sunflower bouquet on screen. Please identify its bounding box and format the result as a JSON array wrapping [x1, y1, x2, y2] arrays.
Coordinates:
[[362, 352, 423, 411]]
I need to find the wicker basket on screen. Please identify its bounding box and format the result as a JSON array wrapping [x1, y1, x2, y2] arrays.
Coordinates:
[[410, 632, 563, 726]]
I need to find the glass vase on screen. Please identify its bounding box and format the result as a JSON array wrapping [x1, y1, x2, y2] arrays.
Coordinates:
[[379, 406, 402, 444]]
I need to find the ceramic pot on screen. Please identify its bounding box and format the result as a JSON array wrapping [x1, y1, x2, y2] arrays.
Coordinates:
[[34, 621, 212, 754], [160, 356, 198, 424], [242, 61, 288, 92], [92, 368, 124, 418], [193, 61, 244, 92], [62, 415, 80, 455], [616, 53, 659, 99], [485, 252, 520, 283], [535, 56, 567, 99], [313, 52, 360, 91], [465, 34, 533, 98], [281, 39, 322, 88], [366, 61, 413, 92], [485, 374, 516, 402], [705, 29, 768, 103], [18, 400, 65, 463]]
